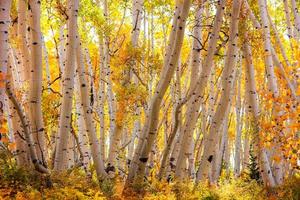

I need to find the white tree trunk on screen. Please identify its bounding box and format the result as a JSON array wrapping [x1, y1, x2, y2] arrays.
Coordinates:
[[126, 0, 191, 184], [174, 2, 203, 179], [54, 0, 79, 171], [196, 0, 242, 182], [242, 34, 276, 187], [7, 54, 30, 167], [290, 0, 300, 39], [283, 0, 294, 39], [234, 69, 242, 177], [75, 76, 91, 170], [76, 43, 107, 180]]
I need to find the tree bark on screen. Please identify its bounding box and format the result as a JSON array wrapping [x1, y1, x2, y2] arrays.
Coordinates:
[[196, 0, 242, 182], [0, 0, 12, 141], [76, 43, 107, 180], [28, 0, 47, 165], [242, 34, 276, 187], [54, 0, 79, 171]]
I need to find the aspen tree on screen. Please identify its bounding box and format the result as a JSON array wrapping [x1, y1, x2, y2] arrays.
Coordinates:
[[58, 25, 66, 72], [126, 0, 183, 183], [76, 42, 107, 180], [98, 36, 106, 163], [242, 120, 250, 171], [283, 0, 294, 39], [212, 111, 230, 182], [0, 0, 11, 158], [54, 0, 79, 170], [173, 2, 204, 178], [267, 12, 290, 67], [158, 61, 182, 179], [7, 53, 30, 167], [126, 0, 191, 184], [42, 35, 51, 86], [196, 0, 242, 181], [17, 0, 30, 82], [175, 0, 227, 180], [99, 0, 117, 165], [107, 0, 144, 173], [212, 65, 238, 182], [75, 77, 91, 170], [28, 0, 47, 164], [127, 0, 144, 172], [234, 68, 242, 177], [290, 0, 300, 39], [135, 0, 192, 181], [258, 0, 283, 185], [6, 66, 48, 174], [242, 34, 276, 186], [258, 0, 279, 97], [282, 0, 295, 54]]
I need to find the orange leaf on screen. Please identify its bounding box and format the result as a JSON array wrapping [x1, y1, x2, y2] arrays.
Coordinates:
[[0, 82, 5, 88], [0, 127, 7, 133], [1, 137, 9, 143]]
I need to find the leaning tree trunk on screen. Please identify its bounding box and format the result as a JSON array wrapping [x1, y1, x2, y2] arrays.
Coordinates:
[[196, 0, 242, 182], [126, 0, 183, 183], [242, 33, 276, 187], [175, 0, 227, 180], [76, 43, 107, 180], [258, 0, 282, 186], [126, 0, 191, 185], [7, 51, 30, 167], [173, 2, 203, 179], [283, 0, 294, 39], [54, 0, 79, 171], [135, 0, 192, 182], [6, 66, 48, 174], [290, 0, 300, 39]]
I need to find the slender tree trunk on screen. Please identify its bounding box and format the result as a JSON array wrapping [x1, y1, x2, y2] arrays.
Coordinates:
[[75, 76, 91, 170], [54, 0, 79, 171], [242, 120, 250, 171], [212, 111, 229, 182], [174, 2, 203, 179], [7, 53, 30, 167], [17, 0, 31, 83], [234, 69, 242, 177], [196, 0, 242, 182], [136, 0, 192, 181], [28, 0, 47, 166], [76, 43, 107, 180], [267, 12, 290, 67], [0, 0, 11, 141], [126, 0, 191, 185], [242, 34, 276, 187], [258, 0, 282, 185], [290, 0, 300, 39], [258, 0, 279, 97], [98, 36, 106, 164], [283, 0, 294, 39], [42, 35, 51, 87], [6, 67, 48, 174], [126, 0, 183, 183]]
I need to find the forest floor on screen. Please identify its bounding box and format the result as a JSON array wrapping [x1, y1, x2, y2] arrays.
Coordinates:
[[0, 164, 299, 200]]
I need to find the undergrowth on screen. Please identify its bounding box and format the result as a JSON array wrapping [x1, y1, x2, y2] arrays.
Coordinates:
[[0, 159, 299, 200]]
